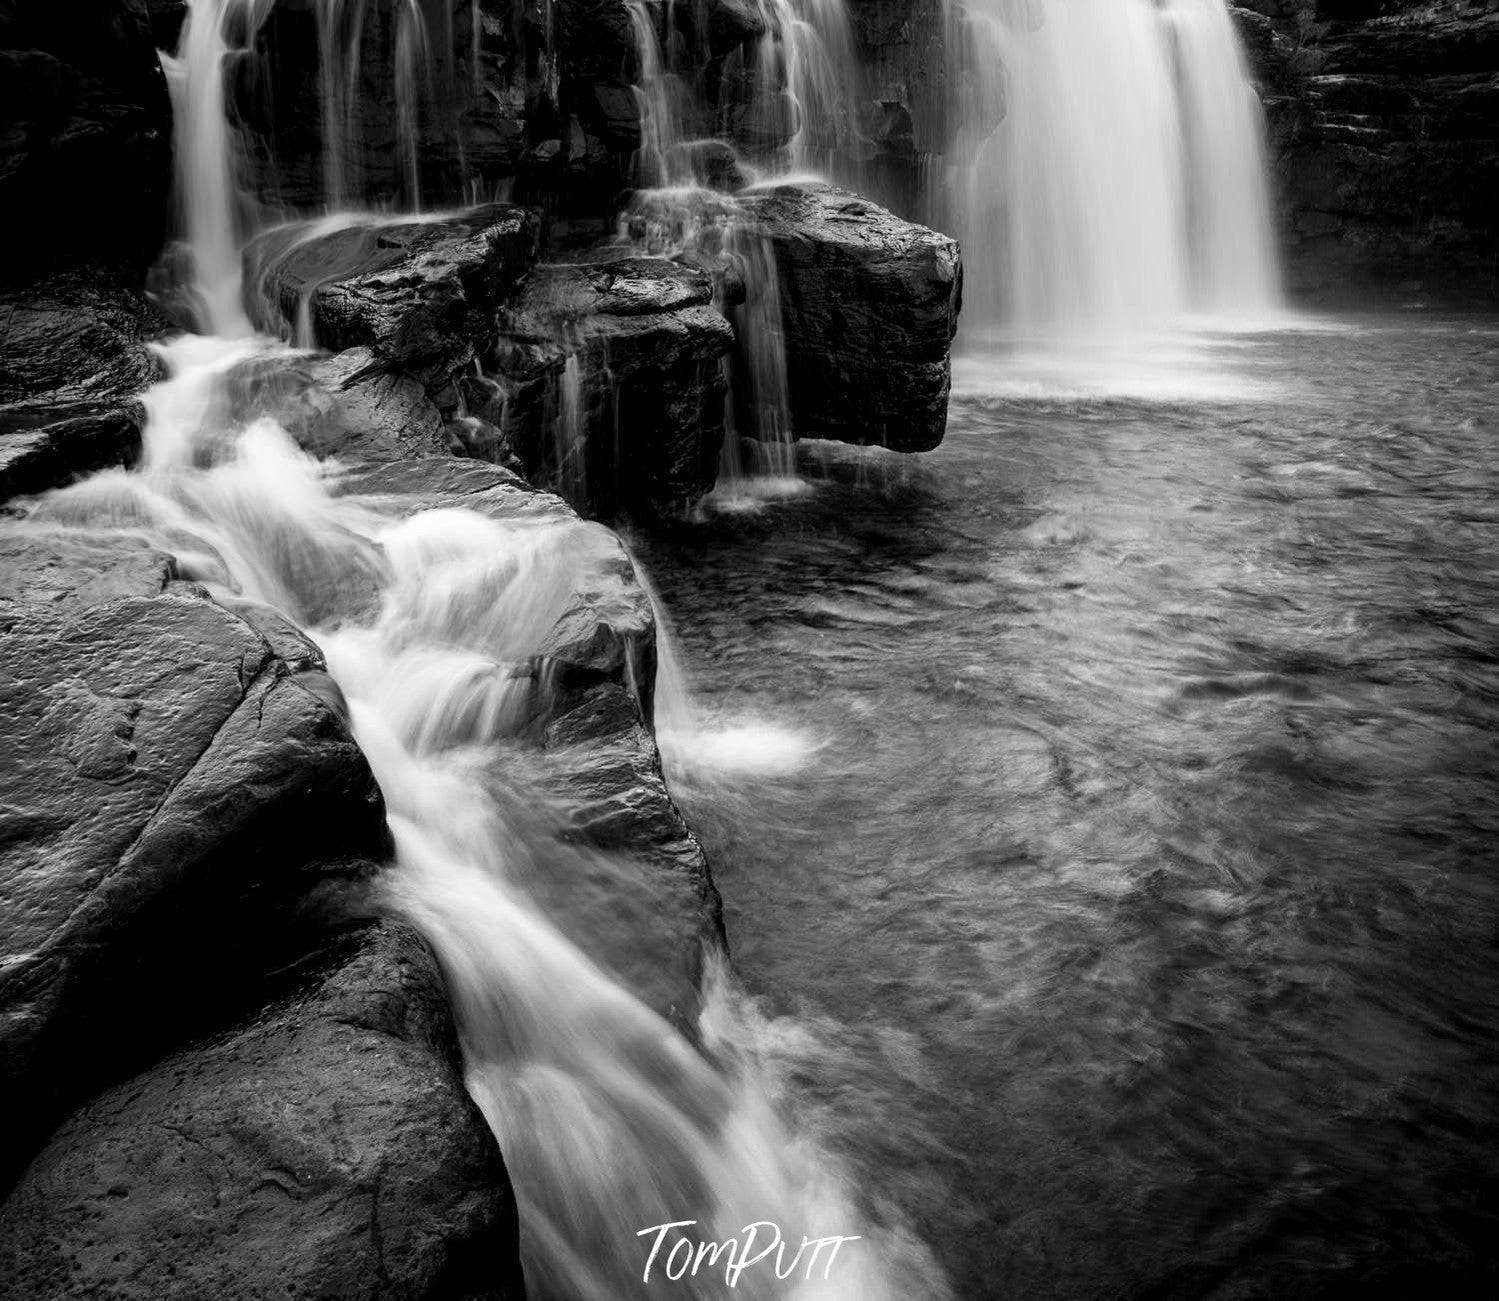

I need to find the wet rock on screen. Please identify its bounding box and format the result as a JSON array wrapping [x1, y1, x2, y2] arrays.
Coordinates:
[[334, 457, 654, 682], [477, 256, 735, 518], [0, 412, 145, 506], [228, 346, 452, 461], [536, 682, 724, 1027], [0, 920, 523, 1301], [0, 529, 388, 1185], [326, 456, 717, 1022], [0, 268, 172, 503], [0, 1, 172, 273], [244, 205, 542, 389], [1237, 1, 1499, 295], [739, 182, 962, 452]]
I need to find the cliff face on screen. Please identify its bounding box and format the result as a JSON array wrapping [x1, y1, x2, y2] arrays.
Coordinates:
[[0, 0, 173, 279], [1232, 0, 1499, 298]]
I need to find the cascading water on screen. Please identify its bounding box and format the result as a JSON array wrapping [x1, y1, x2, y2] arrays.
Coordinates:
[[160, 0, 268, 335], [621, 0, 867, 495], [1166, 0, 1281, 314], [19, 0, 951, 1293], [938, 0, 1281, 333]]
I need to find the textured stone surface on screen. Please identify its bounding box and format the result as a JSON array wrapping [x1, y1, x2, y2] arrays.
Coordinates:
[[0, 920, 523, 1301], [477, 256, 735, 518], [227, 345, 453, 461], [245, 206, 541, 389], [0, 528, 388, 1185], [1232, 0, 1499, 295], [235, 0, 642, 216], [740, 182, 962, 452], [331, 456, 720, 1024], [0, 268, 171, 502]]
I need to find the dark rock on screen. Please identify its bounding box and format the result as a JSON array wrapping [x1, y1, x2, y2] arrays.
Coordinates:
[[0, 268, 172, 502], [534, 681, 724, 1027], [244, 205, 542, 390], [227, 346, 453, 461], [0, 919, 523, 1301], [0, 412, 144, 506], [1240, 1, 1499, 295], [739, 182, 961, 452], [0, 1, 172, 275], [325, 456, 719, 1023], [477, 256, 735, 518], [0, 529, 388, 1185]]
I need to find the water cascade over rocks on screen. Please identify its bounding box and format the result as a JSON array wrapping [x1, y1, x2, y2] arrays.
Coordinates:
[[936, 0, 1281, 333], [0, 0, 959, 1294]]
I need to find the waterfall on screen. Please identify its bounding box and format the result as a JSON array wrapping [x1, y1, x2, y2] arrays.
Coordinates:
[[161, 0, 270, 336], [93, 3, 952, 1294], [622, 1, 867, 490], [940, 0, 1281, 334], [1165, 0, 1281, 315]]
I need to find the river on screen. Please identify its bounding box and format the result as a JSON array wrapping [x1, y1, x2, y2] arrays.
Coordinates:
[[640, 312, 1499, 1298]]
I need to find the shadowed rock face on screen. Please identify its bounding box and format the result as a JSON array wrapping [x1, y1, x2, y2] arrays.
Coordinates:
[[479, 257, 736, 519], [1232, 0, 1499, 296], [0, 919, 524, 1301], [741, 182, 962, 452], [245, 205, 542, 391], [0, 0, 172, 277], [0, 528, 390, 1188], [0, 269, 172, 503]]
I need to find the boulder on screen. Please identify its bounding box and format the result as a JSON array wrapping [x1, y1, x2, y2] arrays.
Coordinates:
[[474, 256, 735, 518], [0, 0, 172, 274], [226, 346, 453, 462], [0, 527, 388, 1186], [0, 920, 523, 1301], [738, 182, 962, 452], [0, 268, 172, 503], [244, 206, 542, 393], [330, 457, 721, 1023]]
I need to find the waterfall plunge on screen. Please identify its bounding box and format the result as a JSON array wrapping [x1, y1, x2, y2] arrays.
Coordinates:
[[941, 0, 1281, 336]]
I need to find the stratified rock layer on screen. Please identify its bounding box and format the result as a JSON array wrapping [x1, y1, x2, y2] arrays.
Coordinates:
[[1233, 0, 1499, 295], [741, 183, 962, 452], [0, 269, 171, 502]]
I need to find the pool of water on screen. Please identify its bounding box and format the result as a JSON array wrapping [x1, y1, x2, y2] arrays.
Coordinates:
[[636, 313, 1499, 1299]]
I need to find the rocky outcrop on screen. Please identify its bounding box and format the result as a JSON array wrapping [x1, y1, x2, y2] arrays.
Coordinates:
[[233, 0, 643, 217], [226, 346, 453, 462], [0, 268, 172, 502], [0, 528, 390, 1187], [246, 206, 542, 398], [846, 0, 954, 212], [1232, 0, 1499, 295], [331, 458, 723, 1024], [0, 0, 172, 276], [0, 920, 522, 1301], [475, 256, 736, 518], [739, 183, 962, 452]]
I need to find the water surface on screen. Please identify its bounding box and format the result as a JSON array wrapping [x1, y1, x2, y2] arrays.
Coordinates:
[[639, 314, 1499, 1299]]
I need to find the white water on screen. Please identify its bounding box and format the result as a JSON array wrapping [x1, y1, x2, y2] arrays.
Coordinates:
[[161, 0, 268, 335], [939, 0, 1281, 334], [72, 4, 950, 1294]]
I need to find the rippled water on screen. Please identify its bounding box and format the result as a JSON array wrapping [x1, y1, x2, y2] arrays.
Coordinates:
[[637, 314, 1499, 1299]]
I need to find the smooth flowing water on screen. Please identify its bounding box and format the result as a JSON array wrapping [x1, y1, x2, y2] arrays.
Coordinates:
[[939, 0, 1280, 330], [641, 315, 1499, 1298]]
